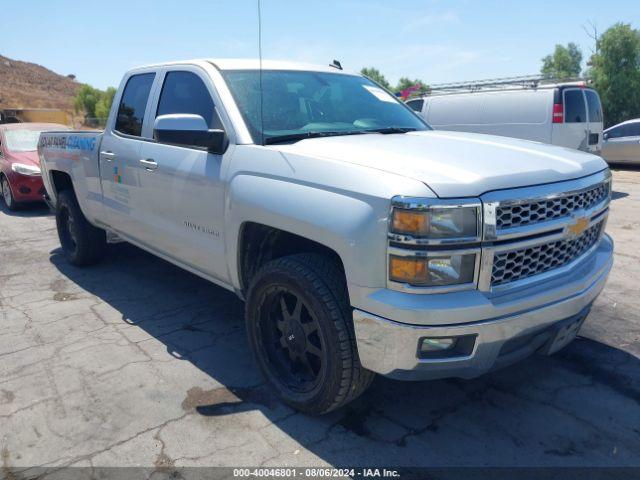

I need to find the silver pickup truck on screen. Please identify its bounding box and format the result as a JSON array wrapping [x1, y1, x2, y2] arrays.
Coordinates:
[[38, 59, 613, 414]]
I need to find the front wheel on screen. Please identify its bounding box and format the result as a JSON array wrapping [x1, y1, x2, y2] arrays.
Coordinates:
[[245, 253, 374, 415], [56, 189, 107, 266], [1, 175, 18, 211]]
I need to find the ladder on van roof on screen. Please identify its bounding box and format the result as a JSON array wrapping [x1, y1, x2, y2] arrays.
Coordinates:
[[426, 75, 588, 95]]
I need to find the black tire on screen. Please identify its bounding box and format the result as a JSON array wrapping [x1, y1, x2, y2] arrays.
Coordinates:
[[1, 175, 19, 211], [56, 189, 107, 266], [245, 253, 374, 415]]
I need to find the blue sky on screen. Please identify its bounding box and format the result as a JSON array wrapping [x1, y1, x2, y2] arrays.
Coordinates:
[[3, 0, 639, 90]]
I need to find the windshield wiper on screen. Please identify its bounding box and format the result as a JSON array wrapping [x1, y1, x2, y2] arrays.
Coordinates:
[[264, 130, 366, 145], [364, 126, 418, 134], [263, 126, 419, 145]]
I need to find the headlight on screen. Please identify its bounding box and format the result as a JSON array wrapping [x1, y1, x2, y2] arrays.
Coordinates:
[[389, 252, 477, 287], [391, 203, 480, 240], [388, 197, 482, 292], [11, 163, 41, 176]]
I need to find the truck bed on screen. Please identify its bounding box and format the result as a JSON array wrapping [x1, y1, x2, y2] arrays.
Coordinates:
[[38, 130, 105, 223]]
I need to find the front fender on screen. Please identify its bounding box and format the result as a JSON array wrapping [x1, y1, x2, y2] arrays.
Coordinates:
[[225, 174, 390, 297]]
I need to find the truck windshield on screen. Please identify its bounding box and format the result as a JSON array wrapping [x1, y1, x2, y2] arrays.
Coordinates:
[[222, 70, 429, 144], [4, 129, 47, 152]]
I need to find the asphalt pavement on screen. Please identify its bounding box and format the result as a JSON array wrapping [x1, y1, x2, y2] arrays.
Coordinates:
[[1, 167, 639, 475]]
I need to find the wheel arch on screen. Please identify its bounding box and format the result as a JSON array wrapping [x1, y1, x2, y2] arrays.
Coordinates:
[[237, 222, 346, 295], [49, 170, 74, 196], [46, 169, 100, 226]]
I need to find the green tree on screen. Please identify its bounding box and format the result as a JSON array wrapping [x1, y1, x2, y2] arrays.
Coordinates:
[[589, 23, 640, 127], [74, 84, 102, 118], [395, 77, 429, 97], [360, 67, 392, 90], [541, 42, 583, 79], [74, 84, 117, 126], [95, 87, 117, 120]]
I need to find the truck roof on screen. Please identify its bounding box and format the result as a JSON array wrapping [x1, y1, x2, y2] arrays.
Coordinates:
[[129, 58, 353, 75]]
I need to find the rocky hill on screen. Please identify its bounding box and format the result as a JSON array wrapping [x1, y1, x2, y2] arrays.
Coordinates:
[[0, 54, 79, 111]]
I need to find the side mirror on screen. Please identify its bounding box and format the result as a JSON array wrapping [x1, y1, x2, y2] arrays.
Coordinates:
[[603, 133, 609, 141], [153, 114, 228, 154]]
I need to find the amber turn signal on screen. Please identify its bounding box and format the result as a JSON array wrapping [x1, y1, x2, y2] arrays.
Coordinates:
[[389, 256, 429, 284], [392, 209, 429, 235], [389, 253, 477, 286]]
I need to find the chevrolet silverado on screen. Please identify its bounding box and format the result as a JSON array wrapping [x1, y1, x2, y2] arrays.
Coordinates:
[[38, 59, 613, 414]]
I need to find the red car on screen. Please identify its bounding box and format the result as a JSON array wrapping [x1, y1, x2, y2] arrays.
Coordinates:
[[0, 123, 69, 210]]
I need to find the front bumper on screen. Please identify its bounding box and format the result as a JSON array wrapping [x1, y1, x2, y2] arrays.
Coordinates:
[[353, 235, 613, 380], [7, 171, 46, 203]]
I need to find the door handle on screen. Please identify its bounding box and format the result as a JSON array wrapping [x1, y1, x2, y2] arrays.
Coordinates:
[[100, 151, 116, 161], [139, 158, 158, 171]]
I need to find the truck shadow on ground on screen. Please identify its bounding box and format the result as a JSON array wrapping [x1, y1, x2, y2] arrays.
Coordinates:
[[611, 191, 629, 200], [50, 242, 640, 467]]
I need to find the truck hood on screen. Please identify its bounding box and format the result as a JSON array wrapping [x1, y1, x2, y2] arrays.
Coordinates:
[[275, 130, 608, 197]]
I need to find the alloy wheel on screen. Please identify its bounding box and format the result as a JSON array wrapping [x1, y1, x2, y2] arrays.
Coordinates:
[[260, 288, 325, 393]]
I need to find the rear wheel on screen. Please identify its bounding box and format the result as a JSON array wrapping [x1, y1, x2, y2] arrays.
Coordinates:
[[246, 253, 374, 414], [56, 189, 107, 266], [1, 175, 18, 211]]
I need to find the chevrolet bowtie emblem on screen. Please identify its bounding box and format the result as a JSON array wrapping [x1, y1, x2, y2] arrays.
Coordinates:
[[566, 216, 589, 238]]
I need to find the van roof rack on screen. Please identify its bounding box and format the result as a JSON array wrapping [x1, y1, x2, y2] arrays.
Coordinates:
[[425, 75, 589, 95]]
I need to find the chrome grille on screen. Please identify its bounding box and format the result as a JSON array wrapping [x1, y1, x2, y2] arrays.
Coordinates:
[[491, 221, 603, 286], [496, 182, 609, 230]]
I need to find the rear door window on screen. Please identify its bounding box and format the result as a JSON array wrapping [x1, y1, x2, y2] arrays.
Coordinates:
[[625, 123, 640, 137], [156, 71, 222, 129], [564, 89, 586, 123], [115, 73, 155, 137], [584, 90, 603, 123]]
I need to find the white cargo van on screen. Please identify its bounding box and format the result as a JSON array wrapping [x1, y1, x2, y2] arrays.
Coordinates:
[[407, 82, 604, 153]]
